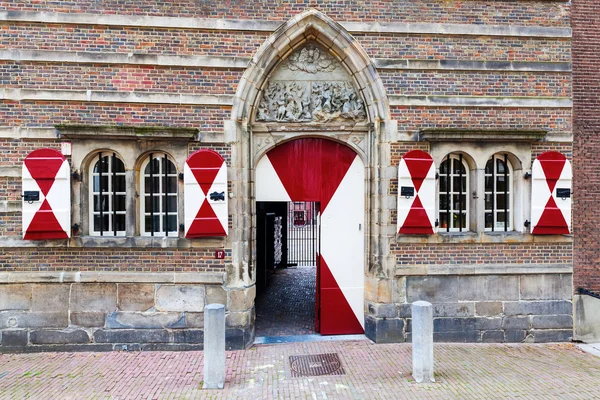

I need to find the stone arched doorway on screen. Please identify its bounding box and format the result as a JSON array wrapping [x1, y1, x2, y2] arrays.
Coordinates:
[[255, 138, 365, 334]]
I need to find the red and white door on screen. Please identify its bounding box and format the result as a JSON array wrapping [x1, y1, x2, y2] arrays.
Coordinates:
[[184, 149, 228, 237], [531, 151, 572, 234], [255, 138, 364, 334], [22, 148, 71, 240]]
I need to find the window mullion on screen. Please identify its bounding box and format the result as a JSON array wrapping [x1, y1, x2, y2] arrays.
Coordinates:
[[446, 157, 450, 232], [98, 152, 104, 236], [150, 153, 155, 236], [163, 154, 168, 236]]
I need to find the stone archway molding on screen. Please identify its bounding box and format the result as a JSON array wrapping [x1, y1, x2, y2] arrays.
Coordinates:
[[231, 8, 392, 125]]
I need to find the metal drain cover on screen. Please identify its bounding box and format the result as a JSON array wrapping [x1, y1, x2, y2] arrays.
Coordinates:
[[289, 353, 345, 377]]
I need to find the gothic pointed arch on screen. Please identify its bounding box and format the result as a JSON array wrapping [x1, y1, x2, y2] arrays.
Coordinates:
[[231, 9, 391, 125]]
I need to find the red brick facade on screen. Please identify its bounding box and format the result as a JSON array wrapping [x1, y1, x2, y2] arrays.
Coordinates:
[[573, 0, 600, 292]]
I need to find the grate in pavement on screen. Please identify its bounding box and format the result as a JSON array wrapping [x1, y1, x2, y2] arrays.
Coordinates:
[[289, 353, 345, 377]]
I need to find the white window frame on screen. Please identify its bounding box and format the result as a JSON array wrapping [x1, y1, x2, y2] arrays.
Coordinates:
[[484, 153, 513, 232], [438, 153, 470, 232], [140, 153, 179, 237], [88, 152, 127, 237]]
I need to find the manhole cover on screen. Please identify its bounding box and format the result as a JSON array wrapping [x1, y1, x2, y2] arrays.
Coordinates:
[[289, 353, 345, 377]]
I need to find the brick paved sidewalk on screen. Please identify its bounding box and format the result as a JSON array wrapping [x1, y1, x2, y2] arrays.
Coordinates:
[[0, 340, 599, 399]]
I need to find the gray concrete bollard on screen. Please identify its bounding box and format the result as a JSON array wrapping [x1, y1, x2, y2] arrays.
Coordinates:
[[412, 300, 435, 383], [203, 303, 226, 389]]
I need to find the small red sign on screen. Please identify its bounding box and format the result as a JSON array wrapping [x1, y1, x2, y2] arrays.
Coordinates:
[[215, 250, 225, 259]]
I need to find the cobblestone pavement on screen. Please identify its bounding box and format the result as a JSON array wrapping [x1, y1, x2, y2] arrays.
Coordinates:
[[1, 341, 600, 399], [255, 266, 316, 337]]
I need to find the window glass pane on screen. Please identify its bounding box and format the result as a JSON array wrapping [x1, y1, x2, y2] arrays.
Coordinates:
[[484, 176, 493, 192], [166, 160, 177, 174], [144, 176, 152, 193], [97, 176, 109, 192], [439, 212, 448, 229], [452, 194, 464, 210], [113, 157, 125, 173], [496, 158, 506, 174], [440, 160, 448, 174], [453, 158, 461, 172], [485, 212, 493, 229], [496, 176, 506, 192], [167, 177, 177, 193], [114, 175, 126, 192], [153, 216, 161, 231], [93, 215, 109, 232], [115, 214, 126, 232], [459, 212, 467, 229], [167, 196, 177, 211], [485, 193, 493, 210], [439, 176, 447, 192], [496, 194, 507, 209], [93, 195, 101, 212], [93, 175, 100, 192], [115, 195, 126, 211], [167, 215, 177, 232], [439, 194, 448, 210], [144, 215, 153, 232], [453, 176, 463, 192], [144, 196, 152, 211], [485, 159, 493, 174]]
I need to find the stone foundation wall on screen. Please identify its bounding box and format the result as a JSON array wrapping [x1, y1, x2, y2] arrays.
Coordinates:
[[0, 273, 255, 351], [366, 271, 573, 344]]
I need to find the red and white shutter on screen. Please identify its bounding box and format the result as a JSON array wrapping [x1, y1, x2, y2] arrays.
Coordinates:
[[531, 151, 571, 234], [184, 149, 228, 237], [22, 148, 71, 239], [397, 150, 436, 234]]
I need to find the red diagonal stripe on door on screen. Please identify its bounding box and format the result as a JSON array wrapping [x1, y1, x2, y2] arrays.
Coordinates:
[[319, 255, 363, 335], [266, 139, 356, 211]]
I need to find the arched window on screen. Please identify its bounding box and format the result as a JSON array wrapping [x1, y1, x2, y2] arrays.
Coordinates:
[[485, 154, 512, 231], [140, 153, 178, 237], [439, 153, 469, 231], [89, 152, 126, 236]]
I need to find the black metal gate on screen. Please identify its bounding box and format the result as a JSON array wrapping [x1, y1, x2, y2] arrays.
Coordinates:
[[287, 202, 319, 267]]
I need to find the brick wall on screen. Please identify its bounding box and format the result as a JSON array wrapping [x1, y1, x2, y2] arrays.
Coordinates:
[[572, 0, 600, 292], [0, 1, 570, 26]]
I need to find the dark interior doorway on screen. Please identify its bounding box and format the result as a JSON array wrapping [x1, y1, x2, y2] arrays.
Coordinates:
[[255, 201, 319, 337]]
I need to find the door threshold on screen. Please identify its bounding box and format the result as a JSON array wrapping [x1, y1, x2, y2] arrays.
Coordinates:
[[254, 334, 367, 345]]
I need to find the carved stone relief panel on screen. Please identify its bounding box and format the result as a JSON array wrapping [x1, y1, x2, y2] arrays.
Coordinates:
[[255, 44, 366, 123]]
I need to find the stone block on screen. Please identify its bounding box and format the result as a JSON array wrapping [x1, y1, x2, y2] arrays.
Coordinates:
[[94, 329, 171, 343], [365, 277, 378, 303], [475, 317, 502, 330], [397, 304, 412, 318], [226, 311, 252, 328], [70, 312, 106, 327], [532, 329, 572, 343], [71, 284, 117, 312], [376, 280, 392, 303], [118, 284, 155, 311], [502, 316, 530, 330], [31, 284, 69, 312], [504, 329, 527, 343], [475, 302, 503, 317], [365, 316, 405, 344], [1, 330, 28, 346], [105, 312, 185, 329], [229, 286, 256, 312], [155, 285, 205, 312], [225, 327, 253, 350], [30, 330, 90, 344], [0, 284, 32, 310], [434, 317, 476, 332], [172, 329, 204, 344], [458, 275, 519, 301], [185, 312, 204, 328], [520, 275, 572, 300], [433, 303, 474, 318], [206, 286, 227, 306], [531, 315, 573, 329], [434, 330, 479, 342], [481, 330, 504, 343], [504, 301, 572, 316], [0, 312, 68, 329], [368, 303, 397, 318], [406, 276, 458, 303]]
